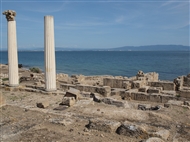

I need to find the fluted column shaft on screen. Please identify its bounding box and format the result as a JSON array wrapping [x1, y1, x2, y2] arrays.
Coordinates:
[[7, 21, 19, 86], [44, 16, 56, 91]]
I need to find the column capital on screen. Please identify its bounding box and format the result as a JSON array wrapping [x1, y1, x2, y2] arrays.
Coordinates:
[[2, 10, 16, 21]]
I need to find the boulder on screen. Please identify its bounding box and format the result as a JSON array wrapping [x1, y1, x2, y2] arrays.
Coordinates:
[[36, 101, 49, 108]]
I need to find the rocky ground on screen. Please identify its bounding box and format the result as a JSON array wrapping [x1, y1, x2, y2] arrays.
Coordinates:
[[1, 64, 190, 142]]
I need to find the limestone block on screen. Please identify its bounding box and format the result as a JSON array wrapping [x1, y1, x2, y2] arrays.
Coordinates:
[[165, 100, 184, 107], [91, 93, 102, 102], [111, 88, 126, 96], [138, 86, 149, 92], [148, 81, 175, 90], [49, 118, 74, 126], [179, 89, 190, 98], [36, 101, 49, 108], [161, 90, 176, 96], [149, 93, 161, 103], [101, 97, 130, 108], [59, 83, 75, 91], [86, 118, 121, 133], [132, 92, 150, 101], [183, 76, 190, 87], [65, 87, 81, 101], [103, 78, 125, 88], [150, 129, 170, 140], [120, 89, 138, 100], [161, 95, 175, 103], [0, 93, 6, 107], [123, 81, 132, 90], [61, 97, 75, 107], [132, 80, 144, 89], [147, 87, 160, 93], [184, 101, 190, 106], [116, 121, 149, 139]]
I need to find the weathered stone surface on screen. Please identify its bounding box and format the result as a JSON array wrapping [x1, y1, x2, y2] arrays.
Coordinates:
[[184, 101, 190, 106], [101, 97, 130, 108], [111, 88, 126, 96], [91, 93, 102, 102], [120, 89, 138, 100], [149, 93, 161, 103], [148, 81, 175, 90], [49, 118, 74, 126], [179, 89, 190, 98], [0, 93, 6, 107], [59, 83, 75, 91], [86, 118, 121, 133], [103, 78, 125, 88], [116, 121, 149, 139], [153, 129, 170, 141], [65, 87, 81, 101], [145, 137, 164, 142], [147, 87, 160, 93], [138, 86, 149, 92], [36, 101, 49, 108], [132, 92, 150, 101], [161, 94, 175, 103], [3, 10, 16, 21], [132, 80, 144, 89], [183, 76, 190, 87], [61, 97, 76, 107]]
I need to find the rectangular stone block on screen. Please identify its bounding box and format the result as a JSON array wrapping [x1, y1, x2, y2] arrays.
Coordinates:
[[179, 89, 190, 98], [149, 93, 161, 103], [161, 95, 175, 103], [147, 88, 160, 93], [132, 92, 150, 101], [138, 86, 149, 92], [148, 81, 175, 90], [65, 87, 81, 101], [132, 81, 144, 89], [59, 83, 76, 91], [120, 89, 138, 100], [61, 97, 76, 107]]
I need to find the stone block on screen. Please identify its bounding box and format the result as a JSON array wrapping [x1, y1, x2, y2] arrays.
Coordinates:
[[65, 87, 81, 101], [148, 81, 175, 90], [184, 101, 190, 106], [179, 89, 190, 98], [161, 95, 175, 103], [149, 93, 161, 103], [91, 93, 102, 102], [183, 76, 190, 87], [61, 97, 75, 107], [116, 121, 149, 139], [120, 89, 138, 100], [150, 129, 170, 141], [86, 118, 121, 133], [101, 97, 130, 108], [36, 101, 49, 108], [165, 100, 183, 107], [132, 80, 144, 89], [132, 92, 149, 101], [111, 88, 126, 96], [123, 81, 132, 90], [138, 86, 149, 92], [103, 78, 125, 88], [59, 83, 76, 91], [147, 87, 160, 93], [0, 93, 6, 107]]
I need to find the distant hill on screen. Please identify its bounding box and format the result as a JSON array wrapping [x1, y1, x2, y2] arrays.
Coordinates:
[[108, 45, 190, 51], [1, 45, 189, 51]]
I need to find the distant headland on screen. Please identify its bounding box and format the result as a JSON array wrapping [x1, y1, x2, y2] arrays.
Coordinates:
[[1, 45, 190, 51]]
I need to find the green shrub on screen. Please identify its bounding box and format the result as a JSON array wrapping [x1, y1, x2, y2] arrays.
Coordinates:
[[2, 78, 9, 81], [29, 67, 41, 73]]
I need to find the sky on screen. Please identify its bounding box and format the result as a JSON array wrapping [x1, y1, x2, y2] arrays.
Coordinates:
[[0, 0, 189, 49]]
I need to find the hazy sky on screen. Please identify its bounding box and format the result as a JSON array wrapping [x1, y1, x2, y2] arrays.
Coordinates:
[[1, 0, 189, 49]]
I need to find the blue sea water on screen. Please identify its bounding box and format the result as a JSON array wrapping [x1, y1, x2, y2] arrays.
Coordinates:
[[0, 51, 189, 81]]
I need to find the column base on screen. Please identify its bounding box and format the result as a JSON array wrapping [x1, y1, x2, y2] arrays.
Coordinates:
[[9, 84, 19, 87]]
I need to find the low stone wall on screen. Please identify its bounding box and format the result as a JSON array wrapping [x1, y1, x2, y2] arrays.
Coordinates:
[[103, 78, 126, 88], [148, 81, 175, 90]]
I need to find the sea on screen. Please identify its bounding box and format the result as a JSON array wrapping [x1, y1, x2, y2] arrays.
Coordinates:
[[0, 51, 189, 81]]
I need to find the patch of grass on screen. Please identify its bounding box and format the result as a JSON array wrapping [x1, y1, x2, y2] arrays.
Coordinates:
[[29, 67, 41, 73], [2, 78, 9, 81]]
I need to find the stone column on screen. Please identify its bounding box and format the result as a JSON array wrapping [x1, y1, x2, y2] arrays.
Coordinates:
[[3, 10, 19, 87], [44, 16, 56, 91]]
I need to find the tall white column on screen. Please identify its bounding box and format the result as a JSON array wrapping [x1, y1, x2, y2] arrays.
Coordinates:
[[44, 16, 56, 91], [3, 10, 19, 87]]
